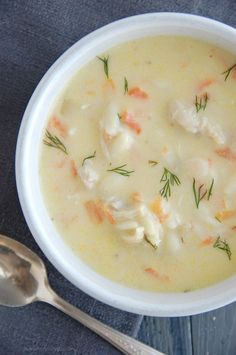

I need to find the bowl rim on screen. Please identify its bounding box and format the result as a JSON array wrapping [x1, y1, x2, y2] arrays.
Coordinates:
[[15, 12, 236, 316]]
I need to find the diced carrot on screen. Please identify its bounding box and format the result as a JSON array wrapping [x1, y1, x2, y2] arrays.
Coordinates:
[[85, 200, 105, 224], [161, 145, 169, 156], [197, 79, 216, 92], [70, 159, 78, 177], [145, 267, 160, 277], [232, 69, 236, 80], [215, 148, 236, 161], [56, 158, 67, 168], [103, 78, 115, 91], [144, 267, 170, 282], [131, 192, 142, 203], [215, 209, 236, 222], [232, 226, 236, 231], [150, 196, 169, 224], [180, 62, 189, 69], [85, 200, 115, 225], [104, 207, 116, 225], [121, 111, 141, 134], [208, 158, 213, 167], [128, 87, 148, 99], [51, 115, 67, 137], [200, 236, 215, 247]]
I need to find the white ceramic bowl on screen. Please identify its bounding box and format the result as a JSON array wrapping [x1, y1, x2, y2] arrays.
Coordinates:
[[16, 13, 236, 316]]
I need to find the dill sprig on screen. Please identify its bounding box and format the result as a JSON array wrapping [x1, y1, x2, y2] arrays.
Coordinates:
[[207, 178, 214, 200], [215, 216, 222, 223], [160, 168, 181, 200], [195, 93, 209, 113], [97, 55, 109, 79], [222, 63, 236, 81], [124, 77, 129, 94], [192, 178, 214, 208], [107, 164, 134, 177], [148, 160, 159, 166], [144, 235, 157, 249], [43, 130, 68, 155], [192, 178, 207, 208], [213, 236, 231, 260], [82, 151, 96, 166]]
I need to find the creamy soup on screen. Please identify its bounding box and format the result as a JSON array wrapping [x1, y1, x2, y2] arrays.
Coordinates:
[[40, 36, 236, 292]]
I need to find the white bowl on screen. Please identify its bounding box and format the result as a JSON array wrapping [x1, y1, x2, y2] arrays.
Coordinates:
[[16, 13, 236, 316]]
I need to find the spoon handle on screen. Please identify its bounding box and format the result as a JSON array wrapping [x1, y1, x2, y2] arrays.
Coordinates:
[[42, 288, 164, 355]]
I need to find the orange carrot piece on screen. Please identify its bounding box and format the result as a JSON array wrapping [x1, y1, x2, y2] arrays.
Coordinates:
[[197, 79, 215, 92], [104, 207, 116, 225], [145, 267, 170, 282], [232, 69, 236, 80], [70, 159, 78, 177], [215, 148, 236, 161], [232, 226, 236, 231], [51, 115, 67, 137], [131, 192, 142, 203], [215, 209, 236, 222], [121, 111, 141, 134], [145, 267, 160, 277], [200, 236, 215, 246], [150, 197, 169, 224], [161, 145, 169, 156], [56, 158, 67, 168], [85, 200, 115, 225], [128, 87, 148, 99], [103, 78, 115, 91], [85, 200, 105, 224]]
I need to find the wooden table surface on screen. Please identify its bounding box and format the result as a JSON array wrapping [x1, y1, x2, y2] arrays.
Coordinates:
[[137, 301, 236, 354]]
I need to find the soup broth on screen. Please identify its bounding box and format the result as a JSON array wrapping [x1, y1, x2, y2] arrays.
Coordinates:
[[40, 36, 236, 292]]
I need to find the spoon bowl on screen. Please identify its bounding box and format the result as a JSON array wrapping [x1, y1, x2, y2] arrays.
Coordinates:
[[0, 234, 47, 307], [0, 234, 162, 355]]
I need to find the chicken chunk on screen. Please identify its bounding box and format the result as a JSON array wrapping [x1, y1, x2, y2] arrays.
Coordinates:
[[170, 100, 225, 145], [78, 160, 99, 189], [182, 158, 213, 181]]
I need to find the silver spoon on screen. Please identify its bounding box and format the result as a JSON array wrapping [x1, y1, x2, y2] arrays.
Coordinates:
[[0, 234, 164, 355]]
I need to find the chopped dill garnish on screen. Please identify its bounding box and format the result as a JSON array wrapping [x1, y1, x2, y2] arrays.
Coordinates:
[[183, 288, 191, 293], [117, 113, 122, 120], [192, 178, 207, 208], [107, 164, 134, 177], [207, 178, 214, 200], [43, 130, 68, 155], [213, 236, 231, 260], [144, 235, 157, 249], [148, 160, 159, 166], [82, 151, 96, 166], [215, 216, 222, 223], [124, 77, 129, 94], [192, 178, 215, 208], [160, 168, 181, 200], [97, 55, 109, 78], [222, 63, 236, 81], [195, 93, 209, 113]]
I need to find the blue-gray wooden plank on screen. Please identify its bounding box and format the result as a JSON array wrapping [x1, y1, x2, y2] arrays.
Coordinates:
[[138, 302, 236, 355], [191, 302, 236, 355], [138, 316, 192, 355]]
